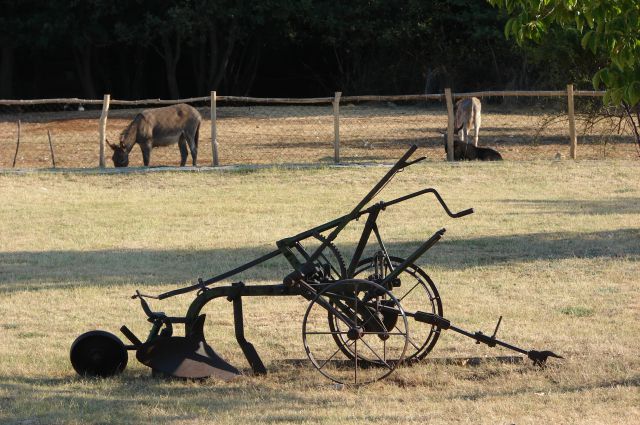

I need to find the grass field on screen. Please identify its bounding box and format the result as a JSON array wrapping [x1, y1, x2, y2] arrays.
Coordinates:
[[0, 158, 639, 424]]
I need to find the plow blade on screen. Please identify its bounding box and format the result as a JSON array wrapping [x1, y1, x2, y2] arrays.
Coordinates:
[[136, 315, 241, 380]]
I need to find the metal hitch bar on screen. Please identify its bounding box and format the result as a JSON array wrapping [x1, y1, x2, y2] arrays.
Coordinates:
[[412, 311, 563, 365]]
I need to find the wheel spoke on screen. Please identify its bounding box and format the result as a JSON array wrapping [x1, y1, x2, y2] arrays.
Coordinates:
[[318, 339, 355, 371], [354, 339, 359, 385], [396, 324, 421, 351], [354, 287, 359, 385], [398, 280, 421, 302], [359, 338, 393, 370], [383, 339, 387, 362]]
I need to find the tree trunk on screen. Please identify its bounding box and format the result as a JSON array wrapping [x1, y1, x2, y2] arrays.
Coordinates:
[[226, 38, 260, 95], [211, 29, 235, 91], [622, 102, 640, 154], [0, 45, 14, 98], [74, 47, 97, 99], [161, 34, 181, 99], [118, 49, 131, 97], [131, 46, 147, 99], [192, 32, 207, 94]]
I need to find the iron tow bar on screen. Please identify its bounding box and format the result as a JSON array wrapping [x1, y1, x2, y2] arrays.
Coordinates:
[[379, 307, 563, 366]]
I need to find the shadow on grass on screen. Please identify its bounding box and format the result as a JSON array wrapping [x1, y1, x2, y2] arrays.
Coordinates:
[[449, 374, 640, 402], [0, 375, 308, 424], [1, 228, 638, 294], [501, 198, 640, 216]]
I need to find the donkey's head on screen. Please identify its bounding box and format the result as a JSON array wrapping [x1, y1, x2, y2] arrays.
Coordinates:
[[107, 139, 129, 167]]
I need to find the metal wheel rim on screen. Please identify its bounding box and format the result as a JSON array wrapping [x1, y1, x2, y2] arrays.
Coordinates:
[[302, 279, 409, 386]]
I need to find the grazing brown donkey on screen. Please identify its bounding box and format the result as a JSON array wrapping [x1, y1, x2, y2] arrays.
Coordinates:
[[454, 97, 481, 146], [108, 103, 202, 167]]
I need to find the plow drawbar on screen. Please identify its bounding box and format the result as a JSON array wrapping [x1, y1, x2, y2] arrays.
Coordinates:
[[71, 145, 561, 385]]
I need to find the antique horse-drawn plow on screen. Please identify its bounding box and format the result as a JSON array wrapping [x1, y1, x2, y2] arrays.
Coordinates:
[[71, 145, 560, 385]]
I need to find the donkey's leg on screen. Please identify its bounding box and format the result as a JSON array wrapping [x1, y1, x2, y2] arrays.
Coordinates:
[[473, 113, 481, 147], [178, 136, 188, 167], [141, 141, 152, 166], [186, 131, 198, 166], [461, 123, 468, 143]]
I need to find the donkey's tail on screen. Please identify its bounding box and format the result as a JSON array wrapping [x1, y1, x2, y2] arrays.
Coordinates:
[[194, 121, 200, 148]]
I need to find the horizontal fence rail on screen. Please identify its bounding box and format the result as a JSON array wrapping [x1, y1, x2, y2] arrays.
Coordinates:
[[0, 90, 606, 106]]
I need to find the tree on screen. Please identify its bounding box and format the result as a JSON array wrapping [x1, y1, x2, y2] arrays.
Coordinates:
[[488, 0, 640, 150], [0, 1, 27, 98], [291, 0, 523, 94], [113, 0, 195, 99]]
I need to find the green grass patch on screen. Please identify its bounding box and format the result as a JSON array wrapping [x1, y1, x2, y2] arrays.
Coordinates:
[[560, 306, 595, 317]]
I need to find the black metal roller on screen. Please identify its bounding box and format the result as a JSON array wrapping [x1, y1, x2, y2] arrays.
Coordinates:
[[70, 330, 128, 377]]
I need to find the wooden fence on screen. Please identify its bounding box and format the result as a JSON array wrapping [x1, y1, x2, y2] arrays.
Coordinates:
[[0, 86, 606, 167]]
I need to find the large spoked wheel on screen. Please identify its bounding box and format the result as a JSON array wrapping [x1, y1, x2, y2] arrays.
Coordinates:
[[330, 253, 443, 362], [70, 330, 128, 377], [302, 279, 409, 386]]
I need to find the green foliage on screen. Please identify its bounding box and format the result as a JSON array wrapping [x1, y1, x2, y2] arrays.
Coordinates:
[[489, 0, 640, 107]]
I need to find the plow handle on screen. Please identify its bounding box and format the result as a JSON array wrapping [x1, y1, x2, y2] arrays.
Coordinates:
[[378, 188, 474, 219], [453, 208, 474, 218]]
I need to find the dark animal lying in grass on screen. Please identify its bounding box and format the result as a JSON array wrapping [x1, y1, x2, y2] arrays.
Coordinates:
[[442, 134, 503, 161]]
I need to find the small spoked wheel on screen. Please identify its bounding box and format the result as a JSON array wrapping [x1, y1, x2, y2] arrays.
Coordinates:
[[346, 254, 443, 362], [70, 330, 128, 378], [302, 279, 409, 385]]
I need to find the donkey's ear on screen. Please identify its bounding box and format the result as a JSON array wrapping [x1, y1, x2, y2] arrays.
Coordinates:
[[106, 139, 117, 150]]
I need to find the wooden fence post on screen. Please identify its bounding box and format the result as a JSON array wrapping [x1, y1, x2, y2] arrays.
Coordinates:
[[333, 91, 342, 163], [99, 94, 110, 168], [445, 88, 455, 161], [211, 91, 219, 166], [567, 84, 577, 159], [12, 120, 21, 167], [47, 129, 56, 168]]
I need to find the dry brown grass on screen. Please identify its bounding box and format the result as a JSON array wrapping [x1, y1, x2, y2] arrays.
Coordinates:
[[0, 160, 639, 424], [0, 103, 637, 169]]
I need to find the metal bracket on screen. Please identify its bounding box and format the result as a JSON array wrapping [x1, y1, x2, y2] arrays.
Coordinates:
[[476, 316, 502, 347], [232, 295, 267, 375]]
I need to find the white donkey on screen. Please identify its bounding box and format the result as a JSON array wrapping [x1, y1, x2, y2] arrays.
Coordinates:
[[454, 97, 481, 146]]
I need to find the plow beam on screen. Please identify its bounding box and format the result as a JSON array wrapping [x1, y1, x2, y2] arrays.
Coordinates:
[[413, 311, 562, 365]]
